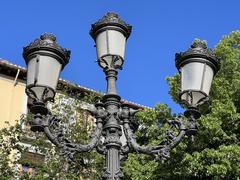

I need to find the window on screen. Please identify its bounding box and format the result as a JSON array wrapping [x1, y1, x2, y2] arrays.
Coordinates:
[[19, 164, 36, 177], [19, 151, 45, 177]]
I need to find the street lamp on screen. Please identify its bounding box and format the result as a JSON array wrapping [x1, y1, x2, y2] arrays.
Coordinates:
[[23, 12, 220, 179], [176, 41, 220, 109]]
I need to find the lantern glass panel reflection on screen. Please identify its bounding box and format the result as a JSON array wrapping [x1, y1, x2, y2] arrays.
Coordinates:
[[95, 29, 126, 59], [180, 59, 214, 106], [26, 55, 62, 101]]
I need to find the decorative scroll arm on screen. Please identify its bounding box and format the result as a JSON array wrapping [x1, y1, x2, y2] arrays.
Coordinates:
[[163, 119, 187, 149], [29, 101, 107, 161], [123, 119, 187, 160], [123, 121, 163, 155], [119, 105, 196, 161], [43, 115, 103, 152], [31, 114, 102, 161]]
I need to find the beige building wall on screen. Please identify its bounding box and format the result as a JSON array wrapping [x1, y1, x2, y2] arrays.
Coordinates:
[[0, 73, 27, 128]]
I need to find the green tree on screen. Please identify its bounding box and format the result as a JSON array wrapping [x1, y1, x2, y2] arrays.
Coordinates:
[[29, 94, 103, 179], [0, 93, 103, 179], [0, 121, 23, 179], [124, 31, 240, 179]]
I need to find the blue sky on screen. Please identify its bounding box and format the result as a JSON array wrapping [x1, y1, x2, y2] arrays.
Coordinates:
[[0, 0, 239, 112]]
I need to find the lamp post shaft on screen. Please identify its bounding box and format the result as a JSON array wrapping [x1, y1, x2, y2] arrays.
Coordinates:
[[102, 95, 123, 179], [105, 69, 118, 95]]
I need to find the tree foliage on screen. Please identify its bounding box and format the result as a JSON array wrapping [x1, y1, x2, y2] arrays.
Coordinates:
[[0, 121, 22, 179], [0, 93, 103, 179], [123, 31, 240, 180]]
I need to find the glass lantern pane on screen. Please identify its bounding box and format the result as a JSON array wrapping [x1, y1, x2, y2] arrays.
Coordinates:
[[26, 55, 62, 101], [37, 55, 62, 90], [181, 62, 204, 92], [180, 59, 214, 106], [181, 61, 214, 95], [96, 29, 126, 59], [96, 31, 108, 59], [107, 30, 126, 59], [202, 64, 214, 95], [27, 56, 62, 90], [26, 57, 37, 86]]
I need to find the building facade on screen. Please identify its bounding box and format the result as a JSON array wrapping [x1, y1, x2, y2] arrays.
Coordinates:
[[0, 60, 27, 128]]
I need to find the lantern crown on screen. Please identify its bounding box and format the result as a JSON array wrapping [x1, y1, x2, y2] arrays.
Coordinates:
[[90, 12, 132, 40], [175, 40, 220, 74], [23, 33, 70, 69]]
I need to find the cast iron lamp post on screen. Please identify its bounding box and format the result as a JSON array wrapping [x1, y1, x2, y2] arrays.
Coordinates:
[[23, 12, 220, 179]]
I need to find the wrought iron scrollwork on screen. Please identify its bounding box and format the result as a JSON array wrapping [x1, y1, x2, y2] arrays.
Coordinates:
[[119, 105, 199, 162], [30, 102, 106, 162], [30, 93, 200, 179]]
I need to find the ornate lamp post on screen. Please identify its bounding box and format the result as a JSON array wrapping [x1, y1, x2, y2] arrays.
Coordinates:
[[23, 12, 220, 179]]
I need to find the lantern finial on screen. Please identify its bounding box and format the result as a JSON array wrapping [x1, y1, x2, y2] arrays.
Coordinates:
[[191, 39, 207, 49], [40, 33, 57, 42]]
